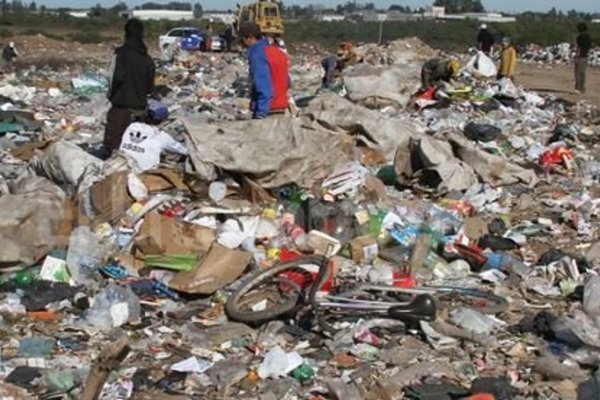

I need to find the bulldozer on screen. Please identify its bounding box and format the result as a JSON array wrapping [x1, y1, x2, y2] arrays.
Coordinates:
[[236, 0, 284, 38]]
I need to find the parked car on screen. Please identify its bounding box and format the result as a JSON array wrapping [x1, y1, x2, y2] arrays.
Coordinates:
[[209, 36, 227, 52], [158, 27, 204, 53], [159, 28, 227, 55]]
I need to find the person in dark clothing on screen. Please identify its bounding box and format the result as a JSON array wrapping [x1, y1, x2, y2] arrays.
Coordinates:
[[224, 23, 235, 52], [421, 58, 460, 89], [477, 24, 494, 55], [2, 42, 18, 71], [321, 42, 358, 89], [321, 55, 339, 88], [105, 18, 155, 153], [575, 22, 591, 94]]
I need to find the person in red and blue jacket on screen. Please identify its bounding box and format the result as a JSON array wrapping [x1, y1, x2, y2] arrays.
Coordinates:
[[238, 22, 289, 119]]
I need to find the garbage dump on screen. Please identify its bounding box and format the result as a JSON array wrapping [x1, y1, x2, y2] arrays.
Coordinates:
[[519, 43, 600, 66], [1, 34, 600, 400]]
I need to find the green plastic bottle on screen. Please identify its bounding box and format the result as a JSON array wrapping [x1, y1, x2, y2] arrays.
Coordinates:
[[291, 364, 315, 384]]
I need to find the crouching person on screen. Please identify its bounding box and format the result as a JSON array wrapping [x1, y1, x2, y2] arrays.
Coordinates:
[[119, 101, 188, 172]]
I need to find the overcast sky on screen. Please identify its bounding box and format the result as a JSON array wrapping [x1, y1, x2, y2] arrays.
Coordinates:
[[36, 0, 599, 13]]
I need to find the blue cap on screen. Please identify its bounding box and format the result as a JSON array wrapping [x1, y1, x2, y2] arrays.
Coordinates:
[[148, 100, 169, 123]]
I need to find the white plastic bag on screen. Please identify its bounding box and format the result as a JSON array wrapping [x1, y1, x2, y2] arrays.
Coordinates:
[[466, 51, 498, 78], [498, 77, 518, 98]]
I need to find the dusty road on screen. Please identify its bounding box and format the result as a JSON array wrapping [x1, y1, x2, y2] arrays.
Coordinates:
[[518, 63, 600, 108]]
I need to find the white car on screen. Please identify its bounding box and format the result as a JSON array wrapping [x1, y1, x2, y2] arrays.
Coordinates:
[[209, 36, 227, 52], [158, 27, 204, 53]]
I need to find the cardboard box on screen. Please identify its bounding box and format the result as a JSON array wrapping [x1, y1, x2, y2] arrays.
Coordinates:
[[169, 244, 251, 294], [137, 212, 216, 256], [350, 235, 379, 265]]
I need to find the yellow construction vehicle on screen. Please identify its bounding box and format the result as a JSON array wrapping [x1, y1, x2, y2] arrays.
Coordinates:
[[236, 0, 284, 38]]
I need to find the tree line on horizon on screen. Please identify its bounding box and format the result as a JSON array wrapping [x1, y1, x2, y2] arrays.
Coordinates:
[[0, 0, 598, 21]]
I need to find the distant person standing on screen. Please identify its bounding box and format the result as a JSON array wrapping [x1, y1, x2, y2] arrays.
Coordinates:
[[204, 22, 214, 51], [105, 18, 155, 153], [224, 22, 236, 52], [575, 22, 591, 94], [477, 24, 494, 55], [498, 37, 517, 80], [2, 41, 19, 71], [238, 22, 289, 119]]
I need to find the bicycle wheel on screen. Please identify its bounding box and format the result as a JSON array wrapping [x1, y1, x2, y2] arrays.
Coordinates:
[[225, 256, 326, 324]]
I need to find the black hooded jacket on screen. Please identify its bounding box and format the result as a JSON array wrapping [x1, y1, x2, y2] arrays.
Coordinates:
[[108, 38, 155, 110]]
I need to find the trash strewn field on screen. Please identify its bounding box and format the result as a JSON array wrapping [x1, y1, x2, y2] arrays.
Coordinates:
[[0, 35, 600, 400]]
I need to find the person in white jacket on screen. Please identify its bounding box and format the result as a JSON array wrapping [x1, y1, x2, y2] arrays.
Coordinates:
[[119, 101, 188, 171]]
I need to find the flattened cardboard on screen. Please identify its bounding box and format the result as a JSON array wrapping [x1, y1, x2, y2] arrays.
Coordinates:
[[137, 212, 215, 256], [77, 171, 133, 226], [140, 169, 188, 192], [169, 244, 251, 294]]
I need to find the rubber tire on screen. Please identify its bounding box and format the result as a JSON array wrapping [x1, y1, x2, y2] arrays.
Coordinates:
[[225, 256, 325, 324]]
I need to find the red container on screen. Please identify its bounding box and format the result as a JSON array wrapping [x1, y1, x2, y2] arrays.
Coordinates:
[[278, 247, 334, 293]]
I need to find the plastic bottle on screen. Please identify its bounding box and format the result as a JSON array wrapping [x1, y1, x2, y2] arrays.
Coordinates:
[[12, 269, 37, 288], [291, 364, 315, 384], [267, 235, 284, 261], [308, 200, 356, 245], [484, 252, 528, 276], [424, 250, 449, 271], [242, 238, 267, 265], [284, 222, 312, 253], [368, 205, 387, 239], [256, 205, 280, 240]]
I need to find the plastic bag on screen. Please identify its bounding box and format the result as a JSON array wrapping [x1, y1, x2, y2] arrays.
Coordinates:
[[463, 122, 501, 143], [584, 276, 600, 328], [84, 283, 141, 331], [540, 146, 574, 168], [66, 226, 115, 284], [466, 51, 498, 78], [498, 77, 518, 98], [257, 345, 303, 379], [127, 173, 148, 202]]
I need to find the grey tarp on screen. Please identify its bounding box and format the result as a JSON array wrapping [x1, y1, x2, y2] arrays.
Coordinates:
[[304, 94, 423, 161], [438, 129, 539, 187], [34, 140, 103, 190], [34, 140, 131, 193], [0, 174, 66, 266], [394, 129, 538, 194], [182, 116, 353, 189], [395, 136, 479, 193], [343, 64, 419, 108]]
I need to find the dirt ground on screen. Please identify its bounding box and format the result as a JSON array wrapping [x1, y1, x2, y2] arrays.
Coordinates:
[[518, 63, 600, 108]]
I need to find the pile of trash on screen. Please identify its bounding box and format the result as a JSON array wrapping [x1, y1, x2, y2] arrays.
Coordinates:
[[1, 37, 600, 400], [519, 42, 600, 66]]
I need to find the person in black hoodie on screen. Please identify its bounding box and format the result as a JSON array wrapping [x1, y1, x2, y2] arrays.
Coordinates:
[[105, 18, 155, 153]]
